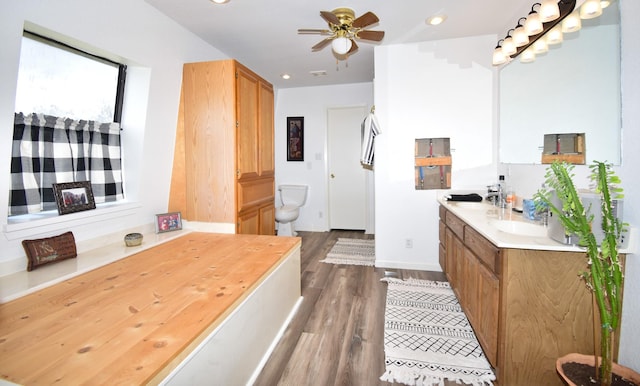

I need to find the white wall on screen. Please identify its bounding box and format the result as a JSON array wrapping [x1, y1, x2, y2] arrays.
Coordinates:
[[0, 0, 227, 274], [373, 35, 497, 270], [274, 83, 374, 233]]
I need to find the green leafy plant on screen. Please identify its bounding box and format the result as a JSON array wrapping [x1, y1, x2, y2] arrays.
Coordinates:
[[535, 161, 625, 386]]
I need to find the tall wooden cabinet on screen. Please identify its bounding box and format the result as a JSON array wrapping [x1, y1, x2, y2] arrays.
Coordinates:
[[169, 60, 275, 235]]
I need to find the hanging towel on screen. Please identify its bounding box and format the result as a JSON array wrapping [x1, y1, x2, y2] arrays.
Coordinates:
[[360, 111, 381, 167]]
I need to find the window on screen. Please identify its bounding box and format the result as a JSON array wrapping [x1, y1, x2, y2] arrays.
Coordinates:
[[15, 31, 126, 123], [9, 31, 127, 216]]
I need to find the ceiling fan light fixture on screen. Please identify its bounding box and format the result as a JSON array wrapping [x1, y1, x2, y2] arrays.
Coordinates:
[[331, 36, 353, 55]]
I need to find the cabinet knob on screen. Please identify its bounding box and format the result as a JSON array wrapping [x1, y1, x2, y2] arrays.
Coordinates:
[[331, 173, 335, 178]]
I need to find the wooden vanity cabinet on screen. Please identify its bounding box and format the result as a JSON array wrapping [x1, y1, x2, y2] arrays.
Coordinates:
[[440, 205, 598, 386], [169, 60, 275, 235]]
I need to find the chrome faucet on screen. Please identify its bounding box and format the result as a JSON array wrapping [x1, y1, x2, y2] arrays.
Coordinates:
[[486, 185, 505, 207]]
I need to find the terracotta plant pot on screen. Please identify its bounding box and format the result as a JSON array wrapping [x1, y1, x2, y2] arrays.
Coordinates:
[[557, 353, 640, 386]]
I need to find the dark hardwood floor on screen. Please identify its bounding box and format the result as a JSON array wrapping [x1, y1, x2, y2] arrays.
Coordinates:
[[253, 230, 454, 386]]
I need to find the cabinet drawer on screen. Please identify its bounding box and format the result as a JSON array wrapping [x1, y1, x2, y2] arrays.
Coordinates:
[[445, 211, 465, 239], [439, 205, 447, 221], [464, 226, 499, 274]]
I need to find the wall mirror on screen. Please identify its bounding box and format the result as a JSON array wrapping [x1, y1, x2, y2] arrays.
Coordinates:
[[499, 1, 621, 165]]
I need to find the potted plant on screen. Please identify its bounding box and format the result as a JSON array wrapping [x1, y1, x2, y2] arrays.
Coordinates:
[[535, 161, 639, 386]]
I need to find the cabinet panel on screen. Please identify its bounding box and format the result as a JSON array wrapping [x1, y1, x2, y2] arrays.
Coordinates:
[[445, 211, 465, 239], [237, 210, 259, 235], [465, 225, 499, 274], [461, 247, 479, 326], [259, 82, 274, 176], [181, 60, 236, 223], [476, 260, 499, 367], [237, 177, 274, 212], [259, 204, 275, 236], [236, 66, 259, 180], [444, 228, 456, 285]]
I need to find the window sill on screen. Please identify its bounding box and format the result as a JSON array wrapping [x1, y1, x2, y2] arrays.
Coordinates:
[[4, 201, 142, 241]]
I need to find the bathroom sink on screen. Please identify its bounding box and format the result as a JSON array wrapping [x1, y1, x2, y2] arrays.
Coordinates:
[[490, 220, 548, 237]]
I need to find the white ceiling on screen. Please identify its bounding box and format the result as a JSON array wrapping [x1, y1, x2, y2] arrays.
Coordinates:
[[145, 0, 533, 89]]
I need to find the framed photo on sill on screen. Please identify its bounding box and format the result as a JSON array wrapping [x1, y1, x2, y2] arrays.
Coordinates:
[[52, 181, 96, 215], [155, 212, 183, 233], [287, 116, 304, 161]]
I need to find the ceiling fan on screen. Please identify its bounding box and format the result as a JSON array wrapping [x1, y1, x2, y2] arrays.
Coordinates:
[[298, 8, 385, 56]]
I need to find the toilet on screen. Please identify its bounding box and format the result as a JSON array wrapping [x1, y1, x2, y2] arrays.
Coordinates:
[[275, 185, 308, 236]]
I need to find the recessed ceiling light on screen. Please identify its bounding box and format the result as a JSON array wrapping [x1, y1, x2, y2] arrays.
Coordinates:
[[210, 0, 229, 4], [281, 73, 291, 80], [426, 14, 447, 26]]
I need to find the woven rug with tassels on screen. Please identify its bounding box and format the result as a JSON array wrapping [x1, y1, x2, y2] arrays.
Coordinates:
[[319, 238, 375, 266], [380, 278, 495, 386]]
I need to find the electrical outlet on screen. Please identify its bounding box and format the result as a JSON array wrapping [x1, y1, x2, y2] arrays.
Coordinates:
[[318, 211, 323, 219], [405, 239, 413, 248]]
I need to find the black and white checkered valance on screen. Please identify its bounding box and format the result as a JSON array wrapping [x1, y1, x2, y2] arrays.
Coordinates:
[[9, 112, 124, 216]]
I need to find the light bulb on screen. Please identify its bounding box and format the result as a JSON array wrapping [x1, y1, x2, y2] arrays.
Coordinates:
[[513, 25, 529, 47], [331, 37, 352, 55], [525, 12, 543, 35], [492, 46, 507, 66], [502, 36, 517, 56], [546, 25, 564, 45], [540, 0, 560, 22], [562, 10, 582, 32], [580, 0, 602, 19], [532, 38, 549, 54], [520, 48, 536, 63]]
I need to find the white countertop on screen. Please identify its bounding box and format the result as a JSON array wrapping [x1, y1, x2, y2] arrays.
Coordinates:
[[438, 197, 636, 253]]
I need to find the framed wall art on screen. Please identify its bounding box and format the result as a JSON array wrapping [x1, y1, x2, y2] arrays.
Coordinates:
[[52, 181, 96, 215], [155, 212, 183, 233], [287, 116, 304, 161]]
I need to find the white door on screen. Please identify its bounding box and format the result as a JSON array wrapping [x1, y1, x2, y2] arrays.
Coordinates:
[[328, 106, 367, 230]]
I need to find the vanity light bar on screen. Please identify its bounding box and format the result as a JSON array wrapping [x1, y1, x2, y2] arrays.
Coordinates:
[[493, 0, 576, 66]]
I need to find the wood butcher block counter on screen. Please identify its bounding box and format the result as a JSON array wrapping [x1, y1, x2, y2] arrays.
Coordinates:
[[0, 232, 302, 385]]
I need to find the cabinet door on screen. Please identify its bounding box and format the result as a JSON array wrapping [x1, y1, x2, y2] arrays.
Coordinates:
[[237, 210, 259, 234], [258, 81, 274, 176], [476, 261, 499, 367], [462, 247, 479, 326], [236, 66, 259, 180], [259, 203, 275, 236]]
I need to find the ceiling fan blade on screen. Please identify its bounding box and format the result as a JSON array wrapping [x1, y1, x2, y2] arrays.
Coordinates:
[[348, 39, 359, 54], [352, 11, 379, 29], [357, 30, 385, 42], [320, 11, 340, 26], [298, 29, 332, 35], [312, 38, 333, 51]]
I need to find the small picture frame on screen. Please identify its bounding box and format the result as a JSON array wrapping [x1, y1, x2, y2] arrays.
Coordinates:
[[52, 181, 96, 215], [155, 212, 183, 233], [287, 116, 304, 161]]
